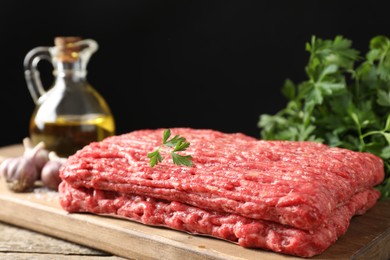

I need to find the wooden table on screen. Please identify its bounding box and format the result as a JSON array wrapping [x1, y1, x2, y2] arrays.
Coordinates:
[[0, 221, 125, 259], [0, 144, 389, 260]]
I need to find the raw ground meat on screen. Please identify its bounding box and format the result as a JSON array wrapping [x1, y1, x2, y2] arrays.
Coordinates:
[[59, 182, 380, 257], [58, 128, 385, 257]]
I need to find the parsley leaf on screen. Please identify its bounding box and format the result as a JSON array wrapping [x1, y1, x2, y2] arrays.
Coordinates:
[[147, 129, 193, 167], [147, 150, 162, 168]]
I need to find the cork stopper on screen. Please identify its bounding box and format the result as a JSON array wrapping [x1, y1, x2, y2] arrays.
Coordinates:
[[54, 36, 83, 62], [54, 36, 82, 47]]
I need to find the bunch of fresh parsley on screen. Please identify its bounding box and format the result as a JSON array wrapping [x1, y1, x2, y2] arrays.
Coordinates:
[[258, 35, 390, 199]]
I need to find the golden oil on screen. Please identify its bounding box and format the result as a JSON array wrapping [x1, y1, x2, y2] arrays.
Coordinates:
[[30, 114, 115, 157]]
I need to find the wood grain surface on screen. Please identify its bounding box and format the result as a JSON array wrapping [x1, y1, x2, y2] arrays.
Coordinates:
[[0, 144, 389, 260], [0, 221, 126, 259]]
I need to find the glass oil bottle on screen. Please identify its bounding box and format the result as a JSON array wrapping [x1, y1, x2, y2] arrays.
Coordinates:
[[24, 36, 115, 157]]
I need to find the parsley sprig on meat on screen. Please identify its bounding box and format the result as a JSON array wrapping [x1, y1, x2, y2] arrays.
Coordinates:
[[258, 35, 390, 199], [148, 129, 193, 167]]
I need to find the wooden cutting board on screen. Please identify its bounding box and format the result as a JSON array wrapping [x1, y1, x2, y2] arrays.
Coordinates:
[[0, 144, 389, 260]]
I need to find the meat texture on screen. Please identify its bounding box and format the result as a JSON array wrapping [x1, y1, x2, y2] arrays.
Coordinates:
[[58, 128, 384, 257]]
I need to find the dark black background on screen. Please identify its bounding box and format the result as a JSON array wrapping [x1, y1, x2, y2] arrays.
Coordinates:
[[1, 0, 389, 146]]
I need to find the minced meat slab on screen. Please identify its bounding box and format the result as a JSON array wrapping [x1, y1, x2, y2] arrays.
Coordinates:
[[58, 128, 385, 257]]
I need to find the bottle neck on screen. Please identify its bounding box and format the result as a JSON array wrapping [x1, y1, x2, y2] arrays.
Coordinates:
[[53, 60, 87, 80]]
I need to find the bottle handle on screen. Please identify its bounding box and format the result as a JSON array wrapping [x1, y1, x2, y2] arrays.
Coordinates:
[[23, 47, 52, 104]]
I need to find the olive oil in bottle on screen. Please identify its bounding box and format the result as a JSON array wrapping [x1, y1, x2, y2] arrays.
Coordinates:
[[30, 114, 115, 157]]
